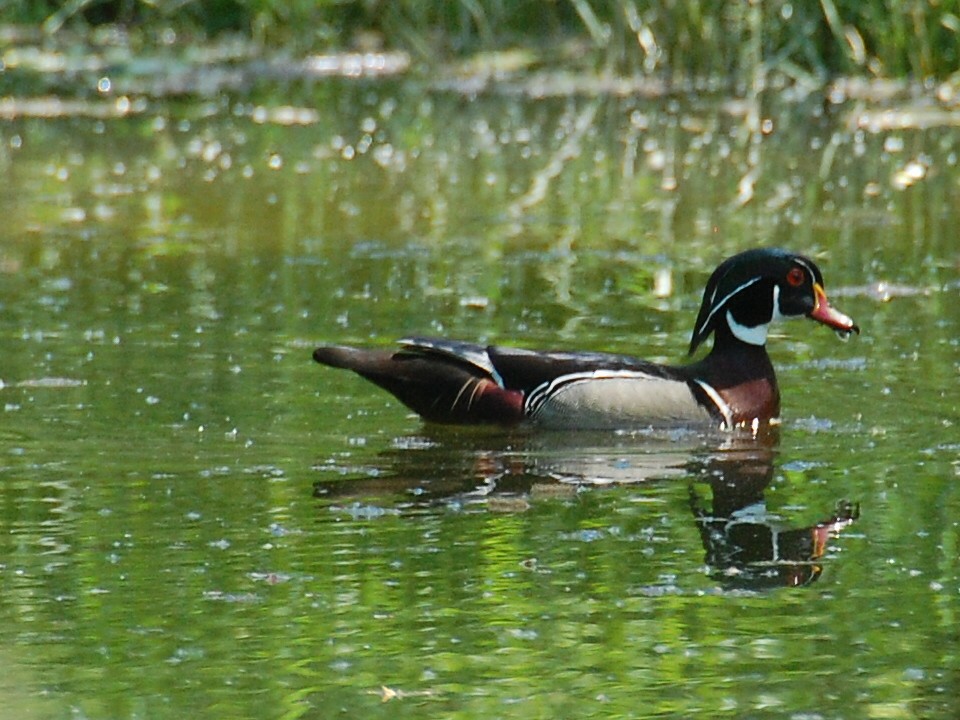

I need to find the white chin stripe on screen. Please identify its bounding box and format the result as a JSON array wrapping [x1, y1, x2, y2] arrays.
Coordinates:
[[726, 309, 769, 345]]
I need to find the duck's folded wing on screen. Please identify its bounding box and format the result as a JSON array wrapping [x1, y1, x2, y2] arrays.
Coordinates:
[[486, 345, 676, 388], [314, 338, 524, 425]]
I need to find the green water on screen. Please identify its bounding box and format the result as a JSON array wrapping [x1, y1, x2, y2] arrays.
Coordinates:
[[1, 80, 958, 719]]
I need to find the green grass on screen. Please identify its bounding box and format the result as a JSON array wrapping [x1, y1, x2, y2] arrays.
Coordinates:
[[4, 0, 960, 80]]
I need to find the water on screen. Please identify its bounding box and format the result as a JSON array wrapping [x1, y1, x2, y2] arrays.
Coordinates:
[[0, 75, 958, 719]]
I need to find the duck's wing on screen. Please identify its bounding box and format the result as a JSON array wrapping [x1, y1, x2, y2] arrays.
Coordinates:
[[313, 337, 524, 425], [487, 345, 677, 390]]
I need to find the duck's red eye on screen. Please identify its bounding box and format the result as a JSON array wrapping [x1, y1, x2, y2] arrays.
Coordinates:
[[786, 267, 805, 287]]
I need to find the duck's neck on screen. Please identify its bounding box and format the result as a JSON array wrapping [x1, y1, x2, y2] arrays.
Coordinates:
[[692, 326, 781, 427]]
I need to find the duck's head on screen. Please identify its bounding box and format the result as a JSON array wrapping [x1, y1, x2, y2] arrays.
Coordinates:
[[689, 248, 859, 354]]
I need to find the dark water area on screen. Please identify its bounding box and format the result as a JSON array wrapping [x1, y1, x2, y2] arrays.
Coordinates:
[[0, 75, 958, 718]]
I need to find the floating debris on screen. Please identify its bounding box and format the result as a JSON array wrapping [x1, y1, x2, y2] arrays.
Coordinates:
[[486, 495, 531, 513], [828, 77, 909, 104], [202, 591, 261, 603], [369, 685, 439, 703], [301, 52, 410, 78], [832, 282, 931, 302], [250, 105, 320, 126], [459, 295, 490, 309], [0, 96, 145, 119], [247, 572, 291, 585], [332, 502, 401, 520], [653, 268, 673, 298], [891, 159, 928, 190], [735, 168, 759, 206], [848, 106, 960, 131], [15, 377, 87, 388]]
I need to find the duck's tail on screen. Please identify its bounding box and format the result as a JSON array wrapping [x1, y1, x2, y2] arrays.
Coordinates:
[[313, 342, 525, 425]]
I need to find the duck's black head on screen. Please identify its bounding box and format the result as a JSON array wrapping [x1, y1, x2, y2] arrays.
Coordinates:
[[689, 248, 859, 354]]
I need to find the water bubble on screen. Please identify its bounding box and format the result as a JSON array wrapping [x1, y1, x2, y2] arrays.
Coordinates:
[[883, 136, 904, 153], [61, 207, 86, 223], [371, 143, 394, 168], [201, 141, 222, 163]]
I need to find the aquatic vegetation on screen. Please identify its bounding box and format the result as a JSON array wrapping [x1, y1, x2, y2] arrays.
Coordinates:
[[3, 0, 959, 82]]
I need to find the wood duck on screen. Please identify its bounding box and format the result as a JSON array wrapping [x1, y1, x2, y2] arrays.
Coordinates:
[[313, 248, 859, 430]]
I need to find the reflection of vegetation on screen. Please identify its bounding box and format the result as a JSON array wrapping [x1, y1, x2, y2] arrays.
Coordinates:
[[6, 0, 960, 79], [1, 86, 956, 348]]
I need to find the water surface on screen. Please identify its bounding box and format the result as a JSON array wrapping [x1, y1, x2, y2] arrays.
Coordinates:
[[0, 77, 958, 718]]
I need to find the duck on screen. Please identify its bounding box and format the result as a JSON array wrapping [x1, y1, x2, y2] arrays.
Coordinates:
[[313, 248, 859, 431]]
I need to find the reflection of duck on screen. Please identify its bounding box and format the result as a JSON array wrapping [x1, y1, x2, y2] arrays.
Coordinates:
[[314, 248, 858, 430], [689, 449, 859, 589], [314, 429, 858, 591], [313, 426, 721, 503]]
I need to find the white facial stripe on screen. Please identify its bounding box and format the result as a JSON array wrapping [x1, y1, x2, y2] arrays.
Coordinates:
[[696, 275, 763, 338], [793, 257, 816, 281]]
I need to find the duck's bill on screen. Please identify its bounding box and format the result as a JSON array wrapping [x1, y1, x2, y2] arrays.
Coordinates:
[[809, 284, 860, 336]]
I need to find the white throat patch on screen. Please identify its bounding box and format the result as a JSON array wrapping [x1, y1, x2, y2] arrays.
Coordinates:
[[727, 310, 768, 345], [726, 284, 782, 346]]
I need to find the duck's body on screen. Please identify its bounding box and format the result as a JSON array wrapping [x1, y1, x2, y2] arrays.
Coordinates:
[[314, 336, 775, 430], [314, 249, 858, 431]]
